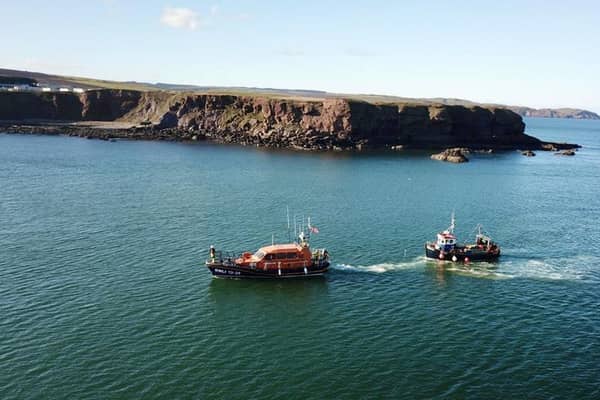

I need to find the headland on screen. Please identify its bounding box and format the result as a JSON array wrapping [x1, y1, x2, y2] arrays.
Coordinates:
[[0, 89, 580, 153]]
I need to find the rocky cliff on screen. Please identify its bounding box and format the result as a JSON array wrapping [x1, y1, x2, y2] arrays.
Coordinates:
[[0, 90, 574, 150]]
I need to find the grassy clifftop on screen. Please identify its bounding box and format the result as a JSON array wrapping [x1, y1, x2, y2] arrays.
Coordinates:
[[1, 68, 598, 120]]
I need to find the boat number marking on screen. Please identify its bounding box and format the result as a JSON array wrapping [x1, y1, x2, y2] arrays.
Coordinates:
[[214, 268, 241, 276]]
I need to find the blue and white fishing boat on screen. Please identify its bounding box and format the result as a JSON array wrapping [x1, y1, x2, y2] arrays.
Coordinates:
[[425, 214, 501, 262]]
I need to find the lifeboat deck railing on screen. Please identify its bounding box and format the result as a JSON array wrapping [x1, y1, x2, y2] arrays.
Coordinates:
[[207, 250, 239, 266], [207, 248, 329, 269]]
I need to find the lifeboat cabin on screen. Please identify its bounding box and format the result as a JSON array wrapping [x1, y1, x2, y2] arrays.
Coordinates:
[[207, 236, 329, 279], [425, 217, 501, 262]]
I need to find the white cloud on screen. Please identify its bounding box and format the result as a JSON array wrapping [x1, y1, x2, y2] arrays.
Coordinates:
[[160, 7, 201, 30]]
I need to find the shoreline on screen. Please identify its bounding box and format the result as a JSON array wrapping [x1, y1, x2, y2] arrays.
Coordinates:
[[0, 90, 582, 155], [0, 121, 581, 153]]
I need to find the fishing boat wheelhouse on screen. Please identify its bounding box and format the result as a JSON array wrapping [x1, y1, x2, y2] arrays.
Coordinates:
[[206, 219, 329, 278], [425, 214, 500, 262]]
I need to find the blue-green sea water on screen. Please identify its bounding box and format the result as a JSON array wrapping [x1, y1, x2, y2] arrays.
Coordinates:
[[1, 118, 599, 399]]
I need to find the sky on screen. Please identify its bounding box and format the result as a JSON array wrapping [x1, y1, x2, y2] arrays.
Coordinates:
[[2, 0, 600, 112]]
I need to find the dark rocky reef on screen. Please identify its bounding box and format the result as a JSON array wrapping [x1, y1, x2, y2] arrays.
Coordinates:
[[431, 148, 470, 163], [555, 149, 576, 156], [0, 90, 580, 151]]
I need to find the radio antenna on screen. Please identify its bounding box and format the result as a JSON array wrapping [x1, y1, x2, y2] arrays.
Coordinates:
[[286, 206, 291, 242]]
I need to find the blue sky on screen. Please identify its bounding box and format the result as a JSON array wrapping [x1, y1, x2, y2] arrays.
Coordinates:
[[2, 0, 599, 111]]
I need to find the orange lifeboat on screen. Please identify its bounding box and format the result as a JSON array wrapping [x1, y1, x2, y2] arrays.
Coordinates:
[[206, 222, 329, 278]]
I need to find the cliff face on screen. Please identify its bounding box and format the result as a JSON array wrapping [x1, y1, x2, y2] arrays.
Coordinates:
[[0, 89, 543, 149], [344, 102, 527, 147], [0, 90, 141, 121], [0, 92, 83, 120], [118, 91, 533, 149]]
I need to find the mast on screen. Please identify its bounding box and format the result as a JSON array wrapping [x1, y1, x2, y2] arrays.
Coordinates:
[[293, 214, 297, 242], [287, 206, 291, 242], [448, 211, 456, 234]]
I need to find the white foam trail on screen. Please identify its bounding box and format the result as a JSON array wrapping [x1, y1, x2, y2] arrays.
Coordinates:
[[502, 255, 599, 282], [442, 264, 514, 280], [333, 255, 599, 283], [333, 257, 426, 273]]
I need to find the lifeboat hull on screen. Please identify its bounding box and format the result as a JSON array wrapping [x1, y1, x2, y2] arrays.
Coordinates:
[[425, 244, 500, 262], [206, 262, 330, 279]]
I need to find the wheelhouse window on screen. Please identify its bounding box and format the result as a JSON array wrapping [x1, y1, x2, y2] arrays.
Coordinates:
[[254, 251, 265, 259]]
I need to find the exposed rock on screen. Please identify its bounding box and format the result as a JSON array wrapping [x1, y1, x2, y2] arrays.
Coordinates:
[[541, 143, 559, 152], [80, 90, 142, 120], [0, 90, 581, 151], [555, 149, 576, 156], [521, 150, 536, 157], [157, 112, 178, 129], [431, 148, 470, 163], [541, 142, 578, 151]]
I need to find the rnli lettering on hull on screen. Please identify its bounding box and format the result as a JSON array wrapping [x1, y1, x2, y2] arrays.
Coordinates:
[[213, 268, 242, 276], [209, 264, 329, 279]]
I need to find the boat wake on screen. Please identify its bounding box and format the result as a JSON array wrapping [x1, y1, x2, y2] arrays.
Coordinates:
[[333, 257, 426, 273], [500, 255, 600, 283], [440, 263, 512, 280], [333, 254, 599, 283]]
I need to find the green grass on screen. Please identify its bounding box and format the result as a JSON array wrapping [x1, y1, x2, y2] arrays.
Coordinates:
[[61, 76, 159, 91], [220, 105, 266, 126]]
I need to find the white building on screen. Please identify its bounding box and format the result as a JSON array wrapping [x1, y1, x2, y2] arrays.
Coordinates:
[[10, 85, 36, 91], [58, 88, 70, 92], [73, 88, 85, 93]]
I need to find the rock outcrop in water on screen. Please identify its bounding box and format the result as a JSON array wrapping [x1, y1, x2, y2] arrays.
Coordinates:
[[555, 149, 576, 156], [0, 90, 580, 151], [431, 148, 470, 163]]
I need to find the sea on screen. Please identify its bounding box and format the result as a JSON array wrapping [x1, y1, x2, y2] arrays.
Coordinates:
[[1, 118, 599, 399]]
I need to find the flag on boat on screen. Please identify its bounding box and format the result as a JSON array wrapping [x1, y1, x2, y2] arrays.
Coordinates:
[[307, 217, 319, 234]]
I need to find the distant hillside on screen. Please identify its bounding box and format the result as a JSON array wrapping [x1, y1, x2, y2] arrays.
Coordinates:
[[1, 68, 598, 119], [508, 106, 600, 120], [0, 68, 157, 91], [0, 76, 38, 86]]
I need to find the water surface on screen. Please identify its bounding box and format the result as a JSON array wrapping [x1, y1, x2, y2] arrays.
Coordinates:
[[1, 118, 599, 399]]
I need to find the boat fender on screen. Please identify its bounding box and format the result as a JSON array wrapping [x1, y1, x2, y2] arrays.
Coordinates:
[[278, 268, 282, 276], [464, 257, 470, 263], [439, 252, 445, 260], [452, 255, 458, 262], [304, 267, 308, 275]]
